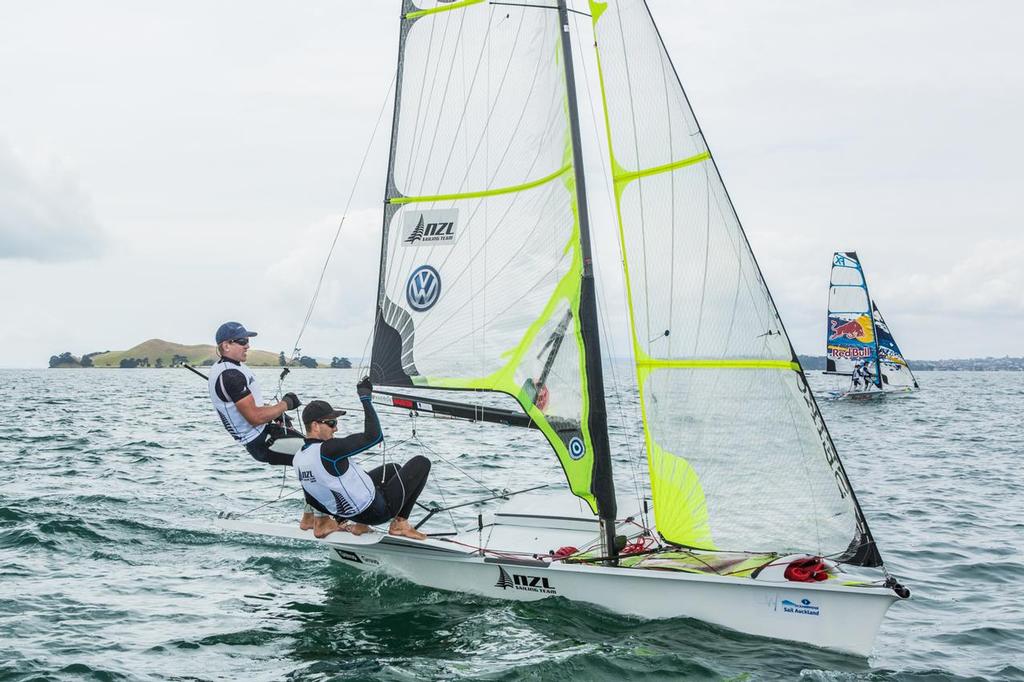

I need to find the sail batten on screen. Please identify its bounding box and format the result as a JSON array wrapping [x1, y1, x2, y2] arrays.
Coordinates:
[[612, 151, 711, 189], [405, 0, 486, 22], [390, 163, 572, 205]]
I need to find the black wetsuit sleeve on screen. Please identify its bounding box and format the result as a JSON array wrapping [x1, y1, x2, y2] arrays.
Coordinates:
[[214, 369, 251, 403], [319, 397, 383, 477]]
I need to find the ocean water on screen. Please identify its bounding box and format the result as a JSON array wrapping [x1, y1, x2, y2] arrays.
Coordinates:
[[1, 368, 1021, 681]]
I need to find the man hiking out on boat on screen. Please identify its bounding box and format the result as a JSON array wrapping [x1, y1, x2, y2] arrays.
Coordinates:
[[207, 321, 317, 529], [294, 378, 432, 540], [208, 321, 304, 464], [851, 360, 874, 391]]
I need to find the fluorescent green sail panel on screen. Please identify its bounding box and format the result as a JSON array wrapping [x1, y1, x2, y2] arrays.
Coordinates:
[[370, 1, 599, 510], [590, 0, 870, 559], [647, 436, 712, 549]]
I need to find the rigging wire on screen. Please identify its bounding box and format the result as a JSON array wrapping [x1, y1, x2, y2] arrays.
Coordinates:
[[289, 70, 398, 360]]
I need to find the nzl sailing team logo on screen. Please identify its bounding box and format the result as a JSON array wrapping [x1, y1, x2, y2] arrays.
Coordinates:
[[406, 265, 441, 312], [402, 208, 458, 247], [568, 436, 586, 460], [494, 566, 556, 594]]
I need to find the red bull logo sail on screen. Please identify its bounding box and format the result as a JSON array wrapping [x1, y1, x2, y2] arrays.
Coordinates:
[[827, 315, 874, 344], [828, 345, 872, 361]]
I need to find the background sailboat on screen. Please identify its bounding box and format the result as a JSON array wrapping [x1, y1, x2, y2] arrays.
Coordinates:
[[826, 251, 918, 397], [218, 0, 909, 655]]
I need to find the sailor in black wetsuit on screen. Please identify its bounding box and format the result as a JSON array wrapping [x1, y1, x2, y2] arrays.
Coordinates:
[[294, 378, 432, 540]]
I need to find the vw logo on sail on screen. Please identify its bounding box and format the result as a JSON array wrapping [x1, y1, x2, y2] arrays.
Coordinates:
[[406, 265, 441, 312]]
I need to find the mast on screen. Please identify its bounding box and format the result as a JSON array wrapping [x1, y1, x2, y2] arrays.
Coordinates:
[[556, 0, 618, 559], [854, 252, 884, 389], [369, 3, 412, 386]]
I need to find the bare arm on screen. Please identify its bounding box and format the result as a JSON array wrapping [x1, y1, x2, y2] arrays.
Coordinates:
[[235, 393, 290, 426]]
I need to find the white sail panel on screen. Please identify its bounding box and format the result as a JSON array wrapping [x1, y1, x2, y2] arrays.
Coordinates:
[[617, 169, 792, 359], [392, 2, 567, 198], [644, 368, 857, 553], [590, 0, 877, 563]]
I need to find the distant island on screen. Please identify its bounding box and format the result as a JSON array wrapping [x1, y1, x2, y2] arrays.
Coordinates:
[[797, 355, 1024, 372], [49, 339, 353, 369]]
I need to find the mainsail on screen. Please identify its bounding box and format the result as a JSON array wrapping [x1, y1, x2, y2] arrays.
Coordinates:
[[588, 1, 880, 564], [873, 302, 919, 389], [369, 0, 612, 515], [827, 251, 880, 383]]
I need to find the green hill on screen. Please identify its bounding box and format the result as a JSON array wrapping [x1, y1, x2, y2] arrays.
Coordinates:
[[89, 339, 283, 368]]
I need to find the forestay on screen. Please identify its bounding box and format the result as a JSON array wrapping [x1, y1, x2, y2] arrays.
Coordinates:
[[369, 0, 603, 510], [589, 1, 880, 564], [827, 251, 879, 379]]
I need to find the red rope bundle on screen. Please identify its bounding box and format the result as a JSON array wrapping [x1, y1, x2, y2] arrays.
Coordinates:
[[784, 556, 830, 582]]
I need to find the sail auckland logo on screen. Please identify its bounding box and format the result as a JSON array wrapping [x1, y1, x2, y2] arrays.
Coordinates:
[[402, 208, 458, 246], [780, 597, 821, 616], [407, 265, 441, 312], [494, 566, 556, 594]]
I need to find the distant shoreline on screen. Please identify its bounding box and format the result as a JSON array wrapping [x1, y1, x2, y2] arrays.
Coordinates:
[[48, 339, 356, 370], [796, 354, 1024, 372]]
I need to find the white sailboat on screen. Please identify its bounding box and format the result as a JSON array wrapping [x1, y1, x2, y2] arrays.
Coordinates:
[[825, 251, 919, 399], [218, 0, 909, 656]]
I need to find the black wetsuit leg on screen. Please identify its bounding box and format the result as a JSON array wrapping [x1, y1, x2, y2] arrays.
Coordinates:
[[369, 456, 431, 519], [245, 423, 303, 466]]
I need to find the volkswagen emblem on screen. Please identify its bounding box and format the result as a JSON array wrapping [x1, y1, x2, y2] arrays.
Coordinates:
[[406, 265, 441, 312]]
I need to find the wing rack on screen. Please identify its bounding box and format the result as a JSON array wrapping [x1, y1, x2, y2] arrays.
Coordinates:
[[372, 390, 536, 429]]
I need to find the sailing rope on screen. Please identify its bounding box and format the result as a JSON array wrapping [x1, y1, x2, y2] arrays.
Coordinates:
[[221, 470, 302, 520], [288, 70, 397, 360]]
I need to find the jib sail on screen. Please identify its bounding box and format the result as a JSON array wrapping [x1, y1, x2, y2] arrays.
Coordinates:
[[588, 0, 880, 564]]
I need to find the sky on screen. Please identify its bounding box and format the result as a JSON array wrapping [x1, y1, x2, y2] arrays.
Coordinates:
[[1, 1, 1022, 367]]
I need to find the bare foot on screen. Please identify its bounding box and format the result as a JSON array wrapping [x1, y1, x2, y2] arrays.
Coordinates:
[[388, 518, 427, 541], [313, 517, 341, 538], [299, 512, 314, 531], [340, 522, 373, 536]]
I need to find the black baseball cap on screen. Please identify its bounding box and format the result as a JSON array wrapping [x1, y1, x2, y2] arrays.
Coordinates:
[[302, 400, 346, 424], [216, 321, 257, 344]]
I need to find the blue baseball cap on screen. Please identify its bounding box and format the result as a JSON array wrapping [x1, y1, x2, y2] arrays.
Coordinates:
[[215, 321, 258, 344]]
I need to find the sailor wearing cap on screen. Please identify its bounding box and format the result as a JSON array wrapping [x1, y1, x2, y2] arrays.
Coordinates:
[[294, 378, 431, 540], [207, 321, 303, 466]]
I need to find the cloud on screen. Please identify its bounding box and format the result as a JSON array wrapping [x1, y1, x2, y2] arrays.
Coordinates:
[[264, 208, 383, 358], [893, 239, 1024, 317], [0, 142, 104, 262]]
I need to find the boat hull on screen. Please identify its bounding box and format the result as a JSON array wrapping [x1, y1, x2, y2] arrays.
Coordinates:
[[328, 540, 896, 657]]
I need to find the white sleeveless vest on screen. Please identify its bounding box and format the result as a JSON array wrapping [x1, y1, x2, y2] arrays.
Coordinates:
[[208, 360, 264, 445], [293, 441, 377, 517]]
